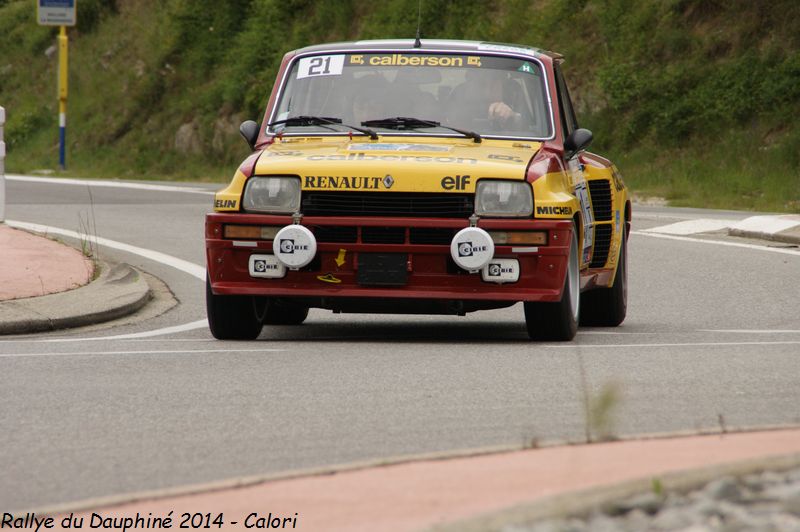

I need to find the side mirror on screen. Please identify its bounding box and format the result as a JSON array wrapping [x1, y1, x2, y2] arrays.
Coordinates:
[[564, 128, 593, 159], [239, 120, 259, 150]]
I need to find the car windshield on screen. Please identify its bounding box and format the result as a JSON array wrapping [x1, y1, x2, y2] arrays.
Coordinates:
[[270, 52, 553, 139]]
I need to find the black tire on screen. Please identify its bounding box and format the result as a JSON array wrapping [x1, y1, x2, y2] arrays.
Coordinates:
[[206, 276, 264, 340], [524, 224, 579, 341], [262, 301, 309, 325], [580, 228, 628, 327]]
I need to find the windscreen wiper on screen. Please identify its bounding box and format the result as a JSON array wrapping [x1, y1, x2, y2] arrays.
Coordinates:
[[268, 116, 378, 139], [361, 117, 481, 143]]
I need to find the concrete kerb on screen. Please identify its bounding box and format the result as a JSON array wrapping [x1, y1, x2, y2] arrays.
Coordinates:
[[429, 452, 800, 532], [21, 424, 800, 518], [728, 214, 800, 245], [0, 261, 151, 335]]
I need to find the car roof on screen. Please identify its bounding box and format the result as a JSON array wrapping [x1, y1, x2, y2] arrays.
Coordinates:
[[291, 39, 562, 62]]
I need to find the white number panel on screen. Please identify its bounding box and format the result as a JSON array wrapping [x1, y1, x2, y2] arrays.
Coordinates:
[[296, 55, 345, 79]]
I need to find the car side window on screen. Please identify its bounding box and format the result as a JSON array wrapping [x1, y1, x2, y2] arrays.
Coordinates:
[[554, 64, 578, 138]]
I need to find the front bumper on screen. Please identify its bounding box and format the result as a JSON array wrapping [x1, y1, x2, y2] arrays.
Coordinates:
[[206, 213, 572, 303]]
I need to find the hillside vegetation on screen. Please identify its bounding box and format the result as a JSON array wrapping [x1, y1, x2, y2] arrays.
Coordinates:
[[1, 0, 798, 212]]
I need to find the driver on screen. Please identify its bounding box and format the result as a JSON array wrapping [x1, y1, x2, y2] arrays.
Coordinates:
[[449, 70, 525, 129]]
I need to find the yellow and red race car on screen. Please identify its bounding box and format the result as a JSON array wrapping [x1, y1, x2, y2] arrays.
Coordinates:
[[205, 39, 630, 341]]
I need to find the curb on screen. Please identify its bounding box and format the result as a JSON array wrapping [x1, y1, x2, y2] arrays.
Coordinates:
[[22, 424, 800, 517], [0, 261, 151, 335], [429, 452, 800, 532], [730, 227, 800, 245], [728, 215, 800, 245]]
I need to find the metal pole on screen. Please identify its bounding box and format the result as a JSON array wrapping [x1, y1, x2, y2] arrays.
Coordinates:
[[0, 105, 5, 223], [58, 25, 68, 170]]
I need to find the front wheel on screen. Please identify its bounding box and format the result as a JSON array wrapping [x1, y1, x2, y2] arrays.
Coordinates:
[[206, 276, 264, 340], [524, 224, 579, 341], [580, 226, 628, 327]]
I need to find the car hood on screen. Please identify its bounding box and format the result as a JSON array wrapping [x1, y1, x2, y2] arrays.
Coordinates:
[[253, 137, 542, 193]]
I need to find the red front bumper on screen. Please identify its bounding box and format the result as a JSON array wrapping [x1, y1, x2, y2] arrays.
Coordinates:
[[205, 213, 572, 303]]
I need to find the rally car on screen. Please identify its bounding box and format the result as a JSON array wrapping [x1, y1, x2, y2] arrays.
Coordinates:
[[205, 39, 630, 341]]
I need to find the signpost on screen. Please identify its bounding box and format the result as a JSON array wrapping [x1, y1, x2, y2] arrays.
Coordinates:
[[37, 0, 76, 170]]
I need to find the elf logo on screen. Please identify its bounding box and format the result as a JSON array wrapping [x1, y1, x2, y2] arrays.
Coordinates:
[[441, 174, 471, 190], [536, 205, 572, 216]]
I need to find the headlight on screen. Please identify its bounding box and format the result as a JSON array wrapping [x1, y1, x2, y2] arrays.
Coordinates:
[[475, 180, 533, 217], [242, 177, 301, 214]]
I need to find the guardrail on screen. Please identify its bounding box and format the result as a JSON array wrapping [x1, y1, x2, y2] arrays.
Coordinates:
[[0, 105, 5, 223]]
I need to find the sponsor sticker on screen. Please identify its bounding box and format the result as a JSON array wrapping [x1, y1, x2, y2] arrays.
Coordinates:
[[477, 43, 537, 56], [441, 174, 471, 190], [317, 273, 342, 284], [248, 255, 286, 279], [488, 154, 524, 163], [306, 153, 478, 164], [451, 227, 495, 272], [348, 54, 483, 68], [536, 205, 573, 216], [349, 143, 450, 152], [481, 258, 520, 284], [273, 225, 317, 269], [214, 198, 237, 210], [518, 62, 535, 74]]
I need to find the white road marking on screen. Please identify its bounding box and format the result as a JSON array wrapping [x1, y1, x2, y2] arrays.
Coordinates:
[[7, 174, 215, 195], [632, 231, 800, 257], [37, 319, 210, 342], [7, 220, 206, 280], [700, 329, 800, 334], [0, 348, 284, 358], [547, 341, 800, 348], [640, 219, 731, 235]]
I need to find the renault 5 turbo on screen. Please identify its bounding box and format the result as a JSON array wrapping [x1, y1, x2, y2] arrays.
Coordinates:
[[205, 39, 630, 341]]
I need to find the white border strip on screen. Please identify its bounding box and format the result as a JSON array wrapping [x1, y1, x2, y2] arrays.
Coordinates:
[[7, 174, 215, 195], [633, 230, 800, 257], [0, 347, 283, 358], [7, 220, 206, 279]]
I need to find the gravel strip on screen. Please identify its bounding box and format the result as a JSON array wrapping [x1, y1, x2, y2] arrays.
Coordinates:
[[506, 467, 800, 532]]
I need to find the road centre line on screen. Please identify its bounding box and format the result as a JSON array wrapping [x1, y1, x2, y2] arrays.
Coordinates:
[[36, 319, 210, 342], [0, 348, 285, 358], [632, 230, 800, 257], [7, 174, 215, 195]]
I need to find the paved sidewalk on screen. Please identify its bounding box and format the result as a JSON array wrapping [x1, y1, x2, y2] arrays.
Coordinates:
[[0, 223, 150, 334], [36, 429, 800, 531], [0, 224, 92, 300], [729, 214, 800, 244]]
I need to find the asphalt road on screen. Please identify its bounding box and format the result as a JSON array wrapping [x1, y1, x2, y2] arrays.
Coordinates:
[[1, 176, 798, 511]]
